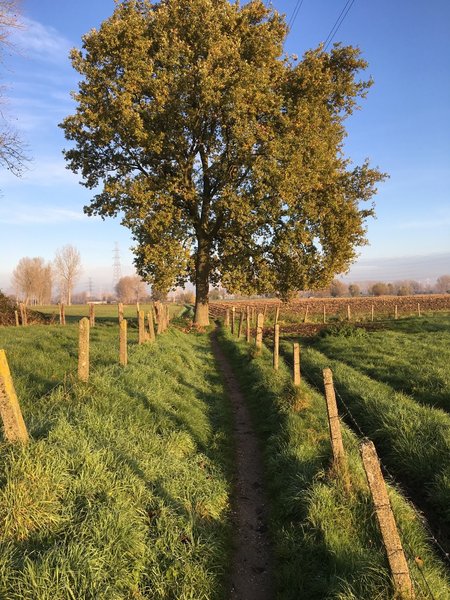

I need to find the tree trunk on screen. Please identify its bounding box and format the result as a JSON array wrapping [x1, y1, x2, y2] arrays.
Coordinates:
[[194, 237, 210, 326]]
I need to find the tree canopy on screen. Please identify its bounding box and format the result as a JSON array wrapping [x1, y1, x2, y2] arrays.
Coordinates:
[[61, 0, 386, 324]]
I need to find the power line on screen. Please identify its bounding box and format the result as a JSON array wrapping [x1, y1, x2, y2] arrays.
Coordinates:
[[288, 0, 305, 32], [323, 0, 356, 52]]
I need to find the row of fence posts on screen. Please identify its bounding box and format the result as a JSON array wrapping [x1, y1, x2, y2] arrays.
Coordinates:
[[223, 308, 415, 599], [0, 302, 171, 444]]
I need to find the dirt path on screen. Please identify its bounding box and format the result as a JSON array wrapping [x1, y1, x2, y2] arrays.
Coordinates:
[[211, 334, 274, 600]]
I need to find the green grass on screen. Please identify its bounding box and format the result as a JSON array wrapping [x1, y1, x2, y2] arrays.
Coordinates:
[[217, 328, 450, 599], [0, 320, 232, 599], [308, 315, 450, 411], [283, 339, 450, 531]]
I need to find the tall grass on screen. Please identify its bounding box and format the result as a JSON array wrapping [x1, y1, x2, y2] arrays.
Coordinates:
[[289, 340, 450, 530], [218, 328, 450, 599], [0, 325, 232, 599], [310, 315, 450, 411]]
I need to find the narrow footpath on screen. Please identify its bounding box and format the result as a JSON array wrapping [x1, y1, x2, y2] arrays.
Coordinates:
[[211, 334, 274, 600]]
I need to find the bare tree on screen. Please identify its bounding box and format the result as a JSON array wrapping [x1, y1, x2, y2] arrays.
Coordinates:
[[12, 256, 52, 305], [436, 274, 450, 294], [0, 0, 28, 178], [54, 245, 82, 305], [115, 275, 147, 304]]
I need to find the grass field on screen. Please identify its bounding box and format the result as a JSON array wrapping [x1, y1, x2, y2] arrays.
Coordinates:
[[0, 309, 232, 599], [217, 327, 450, 599]]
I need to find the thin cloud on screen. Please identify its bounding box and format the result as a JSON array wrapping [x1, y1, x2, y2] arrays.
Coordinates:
[[12, 17, 72, 64], [0, 205, 91, 225]]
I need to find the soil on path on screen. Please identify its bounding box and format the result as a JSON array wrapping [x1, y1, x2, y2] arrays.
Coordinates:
[[211, 334, 274, 600]]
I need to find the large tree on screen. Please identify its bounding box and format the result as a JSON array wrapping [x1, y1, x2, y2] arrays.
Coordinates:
[[54, 244, 82, 305], [61, 0, 385, 325]]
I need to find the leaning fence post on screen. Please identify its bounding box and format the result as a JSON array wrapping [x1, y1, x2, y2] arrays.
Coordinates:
[[293, 343, 301, 386], [238, 311, 244, 338], [255, 313, 264, 353], [323, 369, 347, 475], [119, 319, 128, 366], [147, 312, 155, 342], [360, 440, 415, 599], [273, 323, 280, 370], [89, 303, 95, 327], [138, 310, 146, 344], [78, 317, 90, 382], [0, 350, 29, 443]]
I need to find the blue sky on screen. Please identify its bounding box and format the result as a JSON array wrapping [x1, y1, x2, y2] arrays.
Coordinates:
[[0, 0, 449, 295]]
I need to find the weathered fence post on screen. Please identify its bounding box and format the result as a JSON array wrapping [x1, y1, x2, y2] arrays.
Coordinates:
[[323, 368, 347, 476], [246, 306, 251, 343], [14, 310, 19, 327], [263, 304, 268, 320], [275, 305, 280, 325], [238, 311, 244, 338], [273, 323, 280, 370], [417, 303, 421, 317], [138, 310, 146, 344], [255, 313, 264, 353], [118, 302, 124, 323], [59, 303, 66, 326], [0, 350, 29, 443], [293, 343, 301, 386], [89, 303, 95, 327], [394, 304, 398, 320], [347, 304, 351, 321], [119, 319, 128, 366], [304, 305, 309, 323], [371, 304, 374, 322], [323, 305, 326, 324], [360, 440, 415, 599], [147, 312, 155, 342], [78, 318, 90, 382], [225, 309, 230, 329], [231, 306, 236, 335]]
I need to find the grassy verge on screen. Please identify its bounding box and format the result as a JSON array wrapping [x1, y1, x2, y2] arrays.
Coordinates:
[[285, 340, 450, 531], [0, 325, 232, 599], [217, 327, 450, 599], [307, 316, 450, 411]]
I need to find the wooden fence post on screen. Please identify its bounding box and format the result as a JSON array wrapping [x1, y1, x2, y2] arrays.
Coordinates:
[[147, 312, 155, 342], [0, 350, 29, 443], [263, 304, 268, 320], [360, 440, 415, 599], [275, 305, 280, 325], [371, 304, 374, 322], [323, 305, 326, 324], [417, 303, 421, 317], [255, 313, 264, 353], [118, 302, 124, 323], [89, 303, 95, 327], [59, 303, 66, 326], [138, 310, 146, 344], [119, 319, 128, 366], [394, 304, 398, 320], [293, 343, 300, 386], [273, 324, 280, 370], [14, 310, 19, 327], [238, 311, 244, 338], [78, 318, 90, 382], [246, 306, 251, 343], [136, 302, 140, 317], [323, 368, 346, 471], [231, 306, 236, 335], [347, 304, 351, 321]]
